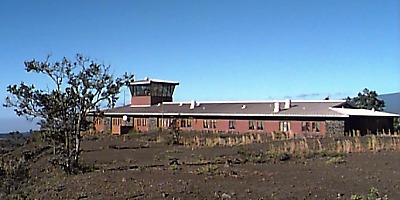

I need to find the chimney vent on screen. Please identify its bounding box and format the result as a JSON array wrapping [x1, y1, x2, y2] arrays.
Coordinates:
[[190, 100, 196, 109], [273, 102, 280, 113], [284, 99, 291, 109]]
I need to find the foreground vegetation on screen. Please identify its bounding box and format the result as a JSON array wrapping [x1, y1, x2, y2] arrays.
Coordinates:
[[4, 54, 133, 174], [1, 130, 399, 199]]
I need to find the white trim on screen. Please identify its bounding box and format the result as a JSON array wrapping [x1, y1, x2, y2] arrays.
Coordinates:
[[129, 105, 151, 108], [129, 79, 179, 85], [329, 107, 399, 117], [162, 100, 345, 104], [104, 112, 349, 118]]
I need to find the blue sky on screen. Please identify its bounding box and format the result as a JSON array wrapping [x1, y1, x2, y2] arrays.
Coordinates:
[[0, 0, 399, 132]]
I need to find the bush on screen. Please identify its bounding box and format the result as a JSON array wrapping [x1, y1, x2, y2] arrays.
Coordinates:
[[350, 187, 389, 200]]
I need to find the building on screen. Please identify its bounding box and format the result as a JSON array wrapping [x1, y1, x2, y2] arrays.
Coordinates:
[[94, 78, 398, 136]]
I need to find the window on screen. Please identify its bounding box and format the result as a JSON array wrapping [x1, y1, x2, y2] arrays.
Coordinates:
[[279, 121, 290, 132], [211, 120, 216, 129], [203, 120, 216, 129], [94, 118, 103, 125], [129, 83, 176, 97], [203, 120, 209, 128], [160, 118, 174, 128], [256, 121, 264, 130], [112, 118, 122, 126], [130, 85, 151, 96], [179, 118, 193, 128], [312, 122, 320, 132], [136, 118, 147, 127], [302, 122, 310, 132], [249, 120, 255, 130], [229, 120, 235, 129], [180, 119, 187, 128]]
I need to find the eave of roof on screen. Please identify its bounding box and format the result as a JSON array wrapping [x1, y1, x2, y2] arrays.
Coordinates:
[[103, 112, 349, 118], [329, 107, 399, 117], [163, 100, 345, 104], [129, 79, 179, 85]]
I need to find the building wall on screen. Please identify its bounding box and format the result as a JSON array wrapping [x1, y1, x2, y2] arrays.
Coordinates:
[[326, 120, 345, 135], [130, 96, 173, 106], [94, 117, 104, 133], [101, 116, 345, 136], [264, 121, 280, 133], [345, 116, 394, 135], [134, 117, 149, 132]]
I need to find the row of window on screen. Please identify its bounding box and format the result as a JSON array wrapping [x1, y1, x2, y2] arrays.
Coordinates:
[[112, 118, 122, 126], [301, 122, 320, 132], [157, 118, 193, 128], [111, 117, 320, 133], [136, 118, 147, 126], [94, 118, 103, 125], [203, 120, 217, 129], [159, 118, 174, 128], [112, 118, 147, 126], [210, 120, 293, 132], [248, 120, 264, 130], [129, 84, 176, 97], [181, 118, 193, 128]]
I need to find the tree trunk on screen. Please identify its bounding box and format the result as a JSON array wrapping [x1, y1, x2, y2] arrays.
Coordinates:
[[65, 130, 71, 174], [73, 114, 82, 171], [74, 132, 81, 167]]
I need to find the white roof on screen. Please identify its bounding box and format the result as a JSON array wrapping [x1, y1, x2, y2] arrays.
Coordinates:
[[329, 107, 399, 117], [130, 78, 179, 85]]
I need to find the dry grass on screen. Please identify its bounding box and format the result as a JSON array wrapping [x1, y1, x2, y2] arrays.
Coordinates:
[[155, 132, 400, 159]]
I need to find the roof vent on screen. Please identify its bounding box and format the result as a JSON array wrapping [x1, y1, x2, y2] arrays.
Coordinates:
[[284, 99, 291, 109], [241, 105, 246, 109], [273, 102, 280, 113], [190, 100, 196, 109]]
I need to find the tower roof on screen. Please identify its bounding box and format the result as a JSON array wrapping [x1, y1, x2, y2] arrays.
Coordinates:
[[129, 78, 179, 86]]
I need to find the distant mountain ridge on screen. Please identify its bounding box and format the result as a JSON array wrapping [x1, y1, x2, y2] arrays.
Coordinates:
[[380, 92, 400, 114], [0, 118, 39, 134]]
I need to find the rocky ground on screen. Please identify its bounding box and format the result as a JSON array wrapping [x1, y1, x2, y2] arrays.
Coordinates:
[[1, 131, 399, 199]]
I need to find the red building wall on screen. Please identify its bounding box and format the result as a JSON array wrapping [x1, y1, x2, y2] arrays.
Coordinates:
[[264, 121, 280, 133], [131, 96, 173, 106], [93, 117, 104, 133], [104, 116, 329, 136]]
